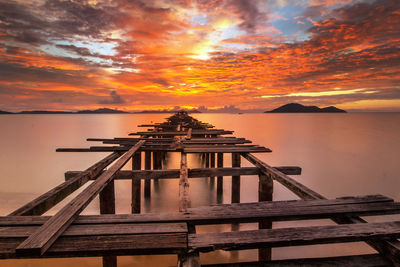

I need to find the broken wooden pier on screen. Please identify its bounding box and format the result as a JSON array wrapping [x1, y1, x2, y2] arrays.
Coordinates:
[[1, 111, 400, 266]]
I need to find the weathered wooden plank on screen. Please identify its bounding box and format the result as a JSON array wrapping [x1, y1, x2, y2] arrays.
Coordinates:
[[0, 223, 188, 237], [243, 153, 322, 200], [2, 195, 396, 226], [65, 167, 301, 181], [98, 139, 251, 145], [185, 147, 271, 153], [16, 140, 146, 256], [189, 221, 400, 252], [0, 233, 187, 258], [202, 254, 391, 267], [129, 130, 233, 136], [179, 153, 190, 212], [10, 152, 121, 216]]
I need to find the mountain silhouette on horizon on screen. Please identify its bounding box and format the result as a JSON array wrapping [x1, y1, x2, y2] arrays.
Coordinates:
[[265, 103, 346, 113]]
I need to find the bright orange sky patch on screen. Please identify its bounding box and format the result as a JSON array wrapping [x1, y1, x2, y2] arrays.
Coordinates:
[[0, 0, 399, 112]]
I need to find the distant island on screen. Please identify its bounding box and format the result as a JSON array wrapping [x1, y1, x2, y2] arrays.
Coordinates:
[[133, 110, 201, 114], [0, 108, 203, 114], [77, 108, 128, 114], [265, 103, 346, 113], [0, 108, 129, 114]]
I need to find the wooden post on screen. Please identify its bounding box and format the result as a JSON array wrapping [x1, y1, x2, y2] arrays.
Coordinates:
[[144, 151, 151, 197], [153, 152, 158, 170], [177, 154, 200, 267], [205, 153, 210, 168], [179, 152, 190, 212], [132, 151, 141, 214], [231, 153, 241, 203], [100, 176, 116, 267], [217, 153, 223, 196], [258, 173, 273, 261], [210, 153, 215, 188], [210, 153, 215, 170]]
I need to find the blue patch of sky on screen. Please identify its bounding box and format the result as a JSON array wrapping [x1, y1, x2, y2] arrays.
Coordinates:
[[268, 3, 312, 41], [40, 44, 80, 59], [41, 39, 117, 65], [214, 25, 252, 51], [55, 39, 117, 56], [190, 14, 208, 25]]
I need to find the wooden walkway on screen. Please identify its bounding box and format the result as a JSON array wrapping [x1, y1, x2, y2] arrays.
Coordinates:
[[1, 111, 400, 266]]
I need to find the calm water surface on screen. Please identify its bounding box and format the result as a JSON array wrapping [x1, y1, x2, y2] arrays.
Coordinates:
[[0, 113, 399, 266]]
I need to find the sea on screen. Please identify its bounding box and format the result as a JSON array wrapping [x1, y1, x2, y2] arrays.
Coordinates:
[[0, 113, 399, 266]]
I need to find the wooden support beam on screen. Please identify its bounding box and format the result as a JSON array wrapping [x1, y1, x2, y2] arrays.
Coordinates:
[[184, 147, 271, 153], [210, 153, 215, 177], [179, 153, 190, 212], [189, 220, 400, 252], [217, 153, 223, 196], [242, 153, 400, 265], [0, 223, 188, 258], [16, 140, 146, 256], [144, 151, 151, 197], [129, 130, 233, 136], [132, 152, 141, 214], [2, 195, 398, 227], [10, 152, 121, 216], [153, 152, 158, 170], [205, 153, 209, 168], [65, 166, 301, 181], [231, 153, 241, 203], [186, 128, 192, 140], [242, 153, 322, 200], [99, 180, 116, 267], [258, 173, 273, 261]]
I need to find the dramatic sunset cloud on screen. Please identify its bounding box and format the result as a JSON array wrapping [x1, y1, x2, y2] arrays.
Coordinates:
[[0, 0, 399, 111]]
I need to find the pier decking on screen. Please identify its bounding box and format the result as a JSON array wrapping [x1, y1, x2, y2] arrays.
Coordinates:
[[1, 111, 400, 266]]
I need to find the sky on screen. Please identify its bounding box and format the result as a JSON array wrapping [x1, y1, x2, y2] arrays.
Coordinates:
[[0, 0, 399, 112]]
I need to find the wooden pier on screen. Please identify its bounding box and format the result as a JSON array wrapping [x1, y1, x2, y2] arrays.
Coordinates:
[[1, 111, 400, 266]]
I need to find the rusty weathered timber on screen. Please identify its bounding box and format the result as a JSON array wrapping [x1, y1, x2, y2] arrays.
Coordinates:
[[10, 152, 121, 216], [16, 140, 146, 256]]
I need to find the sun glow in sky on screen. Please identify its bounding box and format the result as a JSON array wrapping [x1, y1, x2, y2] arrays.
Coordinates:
[[0, 0, 399, 112]]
